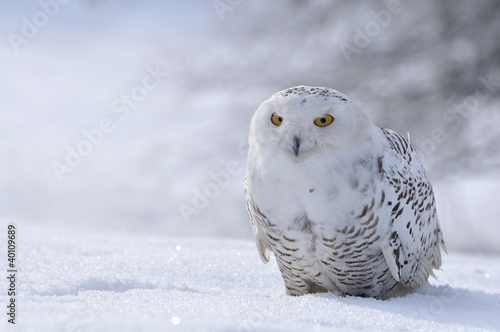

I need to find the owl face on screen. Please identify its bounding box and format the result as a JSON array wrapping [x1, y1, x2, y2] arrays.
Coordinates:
[[249, 87, 373, 160]]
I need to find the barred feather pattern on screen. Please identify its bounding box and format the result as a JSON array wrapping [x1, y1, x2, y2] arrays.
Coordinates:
[[245, 86, 446, 298]]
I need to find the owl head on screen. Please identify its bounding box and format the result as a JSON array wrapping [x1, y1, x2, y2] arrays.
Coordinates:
[[249, 86, 375, 160]]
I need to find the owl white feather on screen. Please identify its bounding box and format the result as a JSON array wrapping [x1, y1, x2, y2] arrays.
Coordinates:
[[245, 86, 446, 298]]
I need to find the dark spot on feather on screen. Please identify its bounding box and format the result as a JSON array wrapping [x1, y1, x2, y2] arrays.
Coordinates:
[[391, 202, 401, 214], [358, 205, 368, 218], [282, 246, 299, 252], [361, 213, 374, 225], [369, 197, 375, 210], [377, 156, 384, 179]]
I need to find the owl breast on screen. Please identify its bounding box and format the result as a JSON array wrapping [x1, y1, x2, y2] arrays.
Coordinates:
[[249, 154, 398, 298]]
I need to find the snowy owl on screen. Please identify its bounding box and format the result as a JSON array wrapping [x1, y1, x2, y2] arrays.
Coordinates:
[[244, 86, 446, 298]]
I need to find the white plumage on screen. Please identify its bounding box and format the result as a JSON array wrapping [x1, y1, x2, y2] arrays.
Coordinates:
[[244, 86, 446, 298]]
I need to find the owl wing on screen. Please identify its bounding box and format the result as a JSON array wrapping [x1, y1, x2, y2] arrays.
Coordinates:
[[244, 178, 272, 263], [379, 129, 447, 288]]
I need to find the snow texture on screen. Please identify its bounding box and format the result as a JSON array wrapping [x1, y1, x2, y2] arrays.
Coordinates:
[[1, 221, 499, 332]]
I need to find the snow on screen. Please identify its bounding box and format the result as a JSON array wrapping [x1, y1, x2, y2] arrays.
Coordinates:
[[1, 221, 499, 332]]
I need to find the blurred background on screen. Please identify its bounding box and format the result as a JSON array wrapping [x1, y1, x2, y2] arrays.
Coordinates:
[[1, 0, 499, 253]]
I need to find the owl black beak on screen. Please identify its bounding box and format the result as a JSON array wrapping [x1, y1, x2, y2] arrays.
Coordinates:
[[293, 136, 301, 157]]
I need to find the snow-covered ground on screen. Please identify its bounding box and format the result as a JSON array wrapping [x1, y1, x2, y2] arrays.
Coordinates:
[[1, 221, 499, 332]]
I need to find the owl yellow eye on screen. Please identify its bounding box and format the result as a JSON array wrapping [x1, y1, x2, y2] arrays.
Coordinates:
[[271, 113, 283, 126], [314, 114, 334, 127]]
